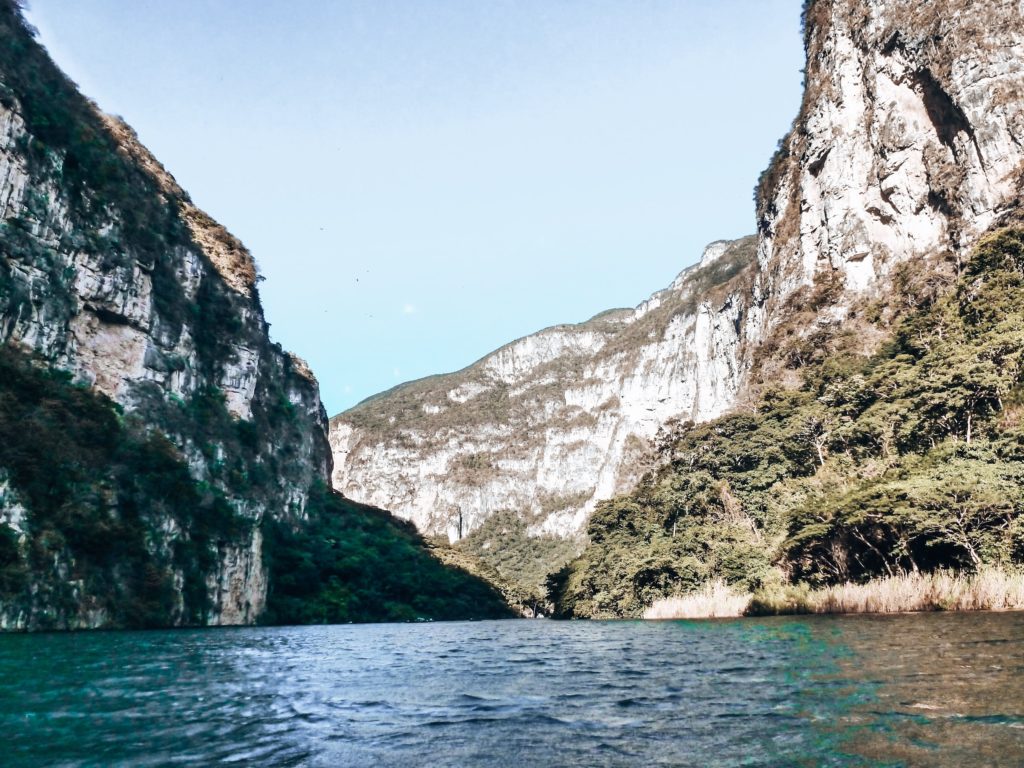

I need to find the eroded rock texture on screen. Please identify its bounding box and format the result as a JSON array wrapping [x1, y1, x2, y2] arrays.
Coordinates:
[[332, 238, 759, 540], [0, 6, 330, 629]]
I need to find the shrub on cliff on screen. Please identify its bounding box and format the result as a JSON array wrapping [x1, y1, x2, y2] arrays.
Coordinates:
[[0, 347, 243, 627]]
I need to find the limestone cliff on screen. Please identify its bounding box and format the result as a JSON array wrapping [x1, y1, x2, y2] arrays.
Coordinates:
[[332, 237, 758, 541], [330, 0, 1024, 556], [0, 3, 331, 629], [755, 0, 1024, 314]]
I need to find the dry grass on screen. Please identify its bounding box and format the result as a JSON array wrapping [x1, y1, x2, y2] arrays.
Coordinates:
[[748, 568, 1024, 616], [644, 569, 1024, 621], [643, 581, 751, 620]]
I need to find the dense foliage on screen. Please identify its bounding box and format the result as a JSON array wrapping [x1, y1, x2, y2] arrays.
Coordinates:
[[550, 229, 1024, 618], [0, 348, 242, 627], [261, 486, 512, 624], [0, 348, 513, 627], [454, 510, 581, 614]]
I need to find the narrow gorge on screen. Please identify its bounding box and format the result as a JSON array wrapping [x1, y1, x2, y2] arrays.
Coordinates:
[[2, 0, 1022, 628], [3, 2, 1023, 765], [331, 0, 1024, 611]]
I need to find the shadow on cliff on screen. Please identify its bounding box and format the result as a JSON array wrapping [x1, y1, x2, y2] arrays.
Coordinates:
[[261, 485, 514, 625]]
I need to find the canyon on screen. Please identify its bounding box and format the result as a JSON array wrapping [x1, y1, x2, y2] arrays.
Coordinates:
[[331, 0, 1024, 555], [0, 1, 506, 629], [2, 0, 1022, 627]]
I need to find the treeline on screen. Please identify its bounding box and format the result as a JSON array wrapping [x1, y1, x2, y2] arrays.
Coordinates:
[[549, 229, 1024, 618], [262, 486, 512, 624]]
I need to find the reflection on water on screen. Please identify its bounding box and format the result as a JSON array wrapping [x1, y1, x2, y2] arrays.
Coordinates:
[[0, 612, 1021, 766], [823, 614, 1024, 766]]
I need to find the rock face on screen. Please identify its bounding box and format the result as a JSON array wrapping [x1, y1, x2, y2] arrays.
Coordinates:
[[331, 0, 1024, 544], [332, 237, 759, 540], [757, 0, 1024, 302], [0, 5, 330, 628]]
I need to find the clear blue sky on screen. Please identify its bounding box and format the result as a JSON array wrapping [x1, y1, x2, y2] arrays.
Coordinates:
[[27, 1, 804, 414]]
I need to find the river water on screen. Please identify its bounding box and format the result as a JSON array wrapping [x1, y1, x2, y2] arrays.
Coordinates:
[[1, 612, 1022, 766]]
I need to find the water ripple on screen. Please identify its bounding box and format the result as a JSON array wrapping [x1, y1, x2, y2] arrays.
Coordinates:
[[1, 613, 1023, 766]]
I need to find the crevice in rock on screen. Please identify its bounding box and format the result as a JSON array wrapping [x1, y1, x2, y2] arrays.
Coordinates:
[[867, 204, 896, 225], [928, 188, 955, 216], [87, 305, 131, 326], [880, 30, 902, 56], [807, 146, 831, 177], [913, 67, 986, 170], [879, 185, 901, 215]]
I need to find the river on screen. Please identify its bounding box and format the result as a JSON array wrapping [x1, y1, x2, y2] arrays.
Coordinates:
[[2, 612, 1022, 766]]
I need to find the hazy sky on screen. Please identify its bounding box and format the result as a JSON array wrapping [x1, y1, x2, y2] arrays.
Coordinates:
[[27, 1, 804, 414]]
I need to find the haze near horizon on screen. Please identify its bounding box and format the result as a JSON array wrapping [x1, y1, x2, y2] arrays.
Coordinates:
[[26, 0, 804, 413]]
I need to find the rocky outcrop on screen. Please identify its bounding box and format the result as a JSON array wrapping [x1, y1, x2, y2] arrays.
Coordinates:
[[332, 237, 759, 540], [0, 4, 330, 629], [757, 0, 1024, 302], [331, 0, 1024, 547]]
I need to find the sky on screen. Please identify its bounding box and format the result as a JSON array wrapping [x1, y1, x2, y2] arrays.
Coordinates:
[[26, 0, 805, 414]]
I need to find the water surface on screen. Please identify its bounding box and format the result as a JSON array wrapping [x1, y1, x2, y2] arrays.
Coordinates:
[[1, 613, 1022, 766]]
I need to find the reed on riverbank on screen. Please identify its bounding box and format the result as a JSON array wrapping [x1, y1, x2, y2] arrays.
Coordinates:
[[643, 581, 751, 619], [643, 569, 1024, 620]]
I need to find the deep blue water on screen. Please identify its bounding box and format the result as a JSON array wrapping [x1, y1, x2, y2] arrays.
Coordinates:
[[1, 612, 1023, 766]]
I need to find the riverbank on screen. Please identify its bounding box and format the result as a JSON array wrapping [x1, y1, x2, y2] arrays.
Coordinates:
[[642, 569, 1024, 620]]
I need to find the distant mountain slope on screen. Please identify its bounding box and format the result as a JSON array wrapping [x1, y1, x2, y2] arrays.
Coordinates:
[[332, 236, 758, 544], [0, 1, 509, 629]]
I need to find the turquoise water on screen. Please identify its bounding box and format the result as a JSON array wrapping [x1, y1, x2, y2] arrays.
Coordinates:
[[1, 612, 1022, 766]]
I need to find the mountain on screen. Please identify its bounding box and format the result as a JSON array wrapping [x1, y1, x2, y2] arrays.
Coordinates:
[[0, 2, 509, 630], [331, 0, 1024, 607], [553, 227, 1024, 616], [754, 0, 1023, 317], [332, 236, 757, 543]]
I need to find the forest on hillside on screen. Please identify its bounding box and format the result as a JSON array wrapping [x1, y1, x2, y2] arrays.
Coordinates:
[[550, 229, 1024, 617]]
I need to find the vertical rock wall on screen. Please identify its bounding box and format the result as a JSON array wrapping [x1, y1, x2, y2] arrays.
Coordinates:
[[0, 5, 331, 628]]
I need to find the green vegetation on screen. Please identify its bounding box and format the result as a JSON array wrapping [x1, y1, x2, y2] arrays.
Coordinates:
[[550, 229, 1024, 618], [0, 347, 514, 628], [0, 1, 514, 629], [261, 485, 512, 624], [129, 376, 306, 506], [0, 215, 74, 332], [0, 0, 196, 337], [454, 510, 581, 614], [0, 0, 253, 372], [0, 347, 243, 628]]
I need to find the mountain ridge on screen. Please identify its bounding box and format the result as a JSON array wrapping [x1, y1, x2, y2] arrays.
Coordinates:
[[331, 236, 758, 544], [336, 241, 741, 413]]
